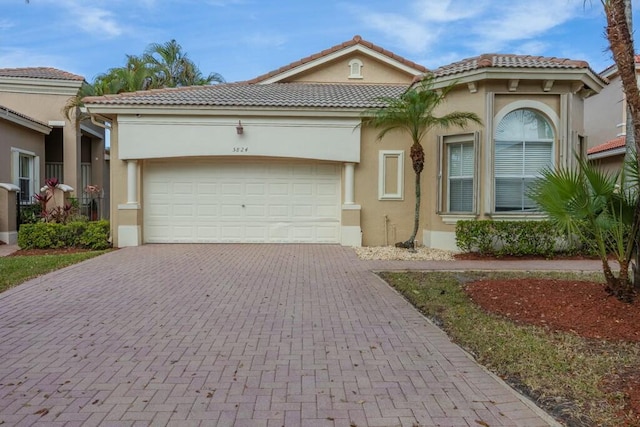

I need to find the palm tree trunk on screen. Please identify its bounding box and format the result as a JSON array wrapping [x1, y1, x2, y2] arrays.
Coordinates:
[[397, 143, 425, 249], [604, 0, 640, 295]]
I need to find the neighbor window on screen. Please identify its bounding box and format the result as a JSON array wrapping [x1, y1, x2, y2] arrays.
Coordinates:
[[12, 148, 39, 204], [438, 133, 478, 213], [494, 109, 554, 212]]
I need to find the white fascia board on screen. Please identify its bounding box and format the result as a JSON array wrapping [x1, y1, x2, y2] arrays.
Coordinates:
[[0, 77, 83, 96], [0, 111, 51, 134], [85, 105, 367, 118], [260, 45, 423, 84], [588, 147, 626, 160]]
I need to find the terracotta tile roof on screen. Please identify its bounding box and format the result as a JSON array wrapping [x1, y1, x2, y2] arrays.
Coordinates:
[[425, 53, 600, 80], [0, 67, 84, 81], [587, 135, 625, 155], [83, 83, 408, 108], [246, 35, 428, 84], [0, 104, 50, 128]]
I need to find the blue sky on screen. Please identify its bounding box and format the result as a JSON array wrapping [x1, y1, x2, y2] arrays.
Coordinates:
[[0, 0, 636, 83]]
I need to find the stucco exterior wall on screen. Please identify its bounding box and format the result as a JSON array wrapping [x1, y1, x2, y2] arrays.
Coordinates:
[[288, 55, 416, 84], [585, 76, 623, 147], [0, 120, 46, 184]]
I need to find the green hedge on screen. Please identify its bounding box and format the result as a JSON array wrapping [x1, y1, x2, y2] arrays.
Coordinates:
[[455, 220, 563, 258], [18, 220, 110, 250]]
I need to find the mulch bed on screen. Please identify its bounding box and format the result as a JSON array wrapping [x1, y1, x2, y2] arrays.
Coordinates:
[[8, 248, 93, 257], [465, 277, 640, 424]]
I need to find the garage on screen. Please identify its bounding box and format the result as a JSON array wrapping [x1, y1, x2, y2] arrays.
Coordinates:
[[143, 158, 341, 243]]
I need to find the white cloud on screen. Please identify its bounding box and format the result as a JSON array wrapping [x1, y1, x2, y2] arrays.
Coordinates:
[[467, 1, 584, 52], [242, 33, 287, 49], [0, 47, 72, 70], [410, 0, 488, 23], [47, 0, 126, 38], [356, 10, 438, 54]]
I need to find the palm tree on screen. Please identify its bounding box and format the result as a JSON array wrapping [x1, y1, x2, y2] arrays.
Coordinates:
[[361, 75, 482, 248], [529, 155, 638, 302], [143, 39, 224, 87], [601, 0, 640, 286]]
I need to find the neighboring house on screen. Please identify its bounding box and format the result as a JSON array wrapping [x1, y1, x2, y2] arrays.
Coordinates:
[[584, 57, 640, 173], [0, 67, 108, 243], [0, 105, 51, 244], [84, 35, 605, 250]]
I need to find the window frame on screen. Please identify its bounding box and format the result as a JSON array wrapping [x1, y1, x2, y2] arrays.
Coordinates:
[[437, 132, 479, 215], [378, 150, 404, 200], [348, 59, 364, 79], [493, 108, 555, 213], [11, 148, 39, 205]]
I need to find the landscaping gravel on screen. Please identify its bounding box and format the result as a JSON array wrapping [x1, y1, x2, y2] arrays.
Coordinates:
[[354, 246, 455, 261]]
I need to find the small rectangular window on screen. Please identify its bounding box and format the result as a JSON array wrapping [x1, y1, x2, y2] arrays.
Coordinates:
[[438, 133, 478, 214], [12, 149, 38, 205], [378, 150, 404, 200]]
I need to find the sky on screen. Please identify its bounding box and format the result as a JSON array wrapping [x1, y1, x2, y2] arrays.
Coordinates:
[[0, 0, 638, 84]]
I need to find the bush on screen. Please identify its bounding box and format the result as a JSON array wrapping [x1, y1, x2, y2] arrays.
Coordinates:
[[455, 220, 567, 258], [18, 221, 110, 250], [79, 220, 110, 250]]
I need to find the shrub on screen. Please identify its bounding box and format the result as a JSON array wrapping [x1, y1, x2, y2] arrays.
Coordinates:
[[79, 220, 110, 250], [18, 221, 110, 250], [455, 220, 569, 258]]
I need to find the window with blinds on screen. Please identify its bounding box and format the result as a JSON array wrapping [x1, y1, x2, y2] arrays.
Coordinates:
[[494, 109, 554, 212], [448, 142, 474, 212], [438, 133, 477, 214]]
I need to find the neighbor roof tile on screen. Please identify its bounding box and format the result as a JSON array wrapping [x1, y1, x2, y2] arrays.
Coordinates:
[[587, 135, 625, 155], [0, 104, 50, 127], [0, 67, 84, 81]]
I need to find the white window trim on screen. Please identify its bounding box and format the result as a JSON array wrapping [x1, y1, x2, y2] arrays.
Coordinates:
[[11, 147, 40, 204], [348, 58, 363, 79], [490, 102, 559, 215], [437, 132, 479, 215], [378, 150, 404, 200]]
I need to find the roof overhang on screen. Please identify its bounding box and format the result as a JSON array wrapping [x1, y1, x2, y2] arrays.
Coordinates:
[[0, 76, 83, 96], [430, 68, 606, 94], [0, 107, 52, 134], [588, 146, 626, 160], [84, 104, 369, 119]]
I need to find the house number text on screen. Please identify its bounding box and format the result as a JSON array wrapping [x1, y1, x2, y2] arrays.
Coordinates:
[[232, 147, 249, 153]]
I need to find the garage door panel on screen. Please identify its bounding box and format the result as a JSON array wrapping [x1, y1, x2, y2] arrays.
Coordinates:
[[144, 160, 341, 243]]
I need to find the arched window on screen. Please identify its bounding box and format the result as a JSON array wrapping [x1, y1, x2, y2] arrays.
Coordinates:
[[348, 59, 363, 79], [494, 108, 554, 212]]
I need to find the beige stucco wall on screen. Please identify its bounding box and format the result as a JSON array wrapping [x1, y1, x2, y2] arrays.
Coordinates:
[[585, 76, 623, 147], [286, 54, 416, 84], [0, 119, 46, 184]]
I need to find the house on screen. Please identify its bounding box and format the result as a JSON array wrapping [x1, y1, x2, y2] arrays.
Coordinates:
[[83, 36, 605, 250], [584, 56, 640, 173], [0, 105, 51, 244], [0, 67, 107, 244]]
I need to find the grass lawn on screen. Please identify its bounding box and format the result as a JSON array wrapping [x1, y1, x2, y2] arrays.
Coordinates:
[[380, 270, 640, 427], [0, 251, 108, 293]]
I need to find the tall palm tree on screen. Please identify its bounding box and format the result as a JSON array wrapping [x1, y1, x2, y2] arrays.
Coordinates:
[[143, 39, 224, 87], [602, 0, 640, 286], [362, 75, 482, 248]]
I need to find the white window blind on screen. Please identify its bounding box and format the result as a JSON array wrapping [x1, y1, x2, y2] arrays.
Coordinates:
[[494, 109, 554, 212], [448, 142, 474, 212]]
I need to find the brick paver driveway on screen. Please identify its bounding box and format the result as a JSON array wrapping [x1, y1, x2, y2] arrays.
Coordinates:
[[0, 245, 556, 426]]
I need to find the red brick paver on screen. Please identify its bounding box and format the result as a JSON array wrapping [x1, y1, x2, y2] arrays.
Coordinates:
[[0, 245, 573, 426]]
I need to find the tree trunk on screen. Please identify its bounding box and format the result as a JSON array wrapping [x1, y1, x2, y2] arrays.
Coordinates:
[[397, 143, 425, 249], [604, 0, 640, 297]]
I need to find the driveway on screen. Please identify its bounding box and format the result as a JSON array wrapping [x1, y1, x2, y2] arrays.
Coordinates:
[[0, 245, 562, 426]]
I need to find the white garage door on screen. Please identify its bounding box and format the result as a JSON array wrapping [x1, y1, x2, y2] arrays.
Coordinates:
[[144, 159, 341, 243]]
